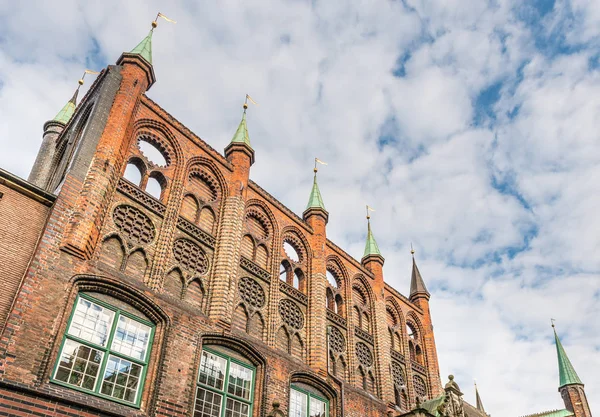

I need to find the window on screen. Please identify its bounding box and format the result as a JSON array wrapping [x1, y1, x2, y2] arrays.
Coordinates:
[[52, 294, 154, 407], [289, 386, 328, 417], [194, 349, 255, 417]]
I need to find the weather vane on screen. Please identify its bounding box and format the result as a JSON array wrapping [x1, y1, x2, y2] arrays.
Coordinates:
[[151, 12, 176, 30]]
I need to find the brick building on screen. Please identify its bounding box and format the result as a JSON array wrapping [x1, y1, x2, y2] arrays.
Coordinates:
[[0, 23, 591, 417]]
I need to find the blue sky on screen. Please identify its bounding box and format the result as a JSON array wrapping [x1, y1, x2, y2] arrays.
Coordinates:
[[0, 0, 599, 415]]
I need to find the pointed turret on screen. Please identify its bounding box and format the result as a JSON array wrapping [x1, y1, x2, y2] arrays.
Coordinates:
[[52, 87, 79, 124], [225, 100, 255, 166], [361, 207, 384, 266], [130, 30, 153, 64], [303, 159, 328, 223], [552, 323, 591, 417], [553, 326, 582, 387], [475, 382, 487, 415], [410, 248, 430, 301]]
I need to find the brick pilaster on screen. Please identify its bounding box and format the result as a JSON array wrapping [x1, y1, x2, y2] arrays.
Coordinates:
[[61, 56, 153, 260], [362, 256, 394, 404], [28, 121, 65, 190], [303, 209, 328, 377], [561, 385, 592, 417], [411, 296, 442, 397]]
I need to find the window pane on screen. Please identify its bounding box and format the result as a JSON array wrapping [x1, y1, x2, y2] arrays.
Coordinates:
[[227, 362, 253, 400], [310, 397, 327, 417], [194, 387, 223, 417], [290, 389, 307, 417], [100, 355, 142, 403], [225, 397, 250, 417], [54, 339, 103, 391], [68, 298, 115, 347], [198, 351, 227, 390], [111, 315, 151, 361]]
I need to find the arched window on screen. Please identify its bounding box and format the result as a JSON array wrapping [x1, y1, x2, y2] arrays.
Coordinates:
[[326, 271, 338, 288], [123, 162, 143, 186], [145, 176, 163, 200], [280, 234, 307, 293], [52, 293, 154, 406], [407, 323, 417, 340], [289, 384, 329, 417], [138, 139, 168, 167], [194, 348, 255, 417], [325, 266, 344, 318]]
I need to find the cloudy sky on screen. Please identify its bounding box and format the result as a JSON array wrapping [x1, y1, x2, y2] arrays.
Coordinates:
[[1, 0, 599, 414]]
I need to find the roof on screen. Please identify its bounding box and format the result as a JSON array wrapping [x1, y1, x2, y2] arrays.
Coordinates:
[[230, 111, 251, 147], [52, 88, 78, 124], [130, 30, 153, 64], [521, 409, 574, 417], [554, 327, 582, 387], [410, 256, 429, 298], [363, 220, 382, 258], [305, 174, 326, 210]]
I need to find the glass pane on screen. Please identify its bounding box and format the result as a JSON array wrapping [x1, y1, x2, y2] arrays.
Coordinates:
[[100, 355, 142, 403], [227, 362, 253, 400], [310, 397, 327, 417], [225, 397, 250, 417], [198, 351, 227, 390], [289, 388, 307, 417], [194, 387, 223, 417], [54, 339, 103, 391], [68, 298, 115, 347], [111, 315, 151, 361]]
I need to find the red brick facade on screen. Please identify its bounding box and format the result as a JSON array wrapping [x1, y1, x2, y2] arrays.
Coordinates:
[[0, 51, 443, 417]]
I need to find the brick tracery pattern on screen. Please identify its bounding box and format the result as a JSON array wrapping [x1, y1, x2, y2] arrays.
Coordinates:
[[413, 374, 427, 398], [279, 299, 304, 330], [172, 238, 209, 275], [392, 362, 405, 387], [356, 342, 373, 367], [329, 326, 345, 353], [112, 204, 156, 244], [238, 277, 265, 308]]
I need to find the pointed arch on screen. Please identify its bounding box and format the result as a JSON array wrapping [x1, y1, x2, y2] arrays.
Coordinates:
[[232, 303, 249, 333], [336, 355, 347, 380], [291, 333, 304, 360], [185, 278, 205, 311], [164, 267, 184, 299], [255, 244, 268, 269], [180, 193, 199, 222], [248, 312, 265, 340], [185, 157, 229, 199], [276, 326, 290, 353], [99, 234, 126, 271], [133, 119, 183, 167], [241, 234, 255, 261], [326, 255, 348, 288], [280, 226, 312, 263], [198, 206, 216, 235], [124, 248, 148, 281], [245, 199, 279, 237], [352, 274, 376, 307]]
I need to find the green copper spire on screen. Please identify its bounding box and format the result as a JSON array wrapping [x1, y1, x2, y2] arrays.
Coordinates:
[[53, 87, 79, 124], [553, 325, 583, 388], [363, 216, 382, 258], [230, 106, 252, 147], [306, 170, 326, 210], [130, 29, 153, 64]]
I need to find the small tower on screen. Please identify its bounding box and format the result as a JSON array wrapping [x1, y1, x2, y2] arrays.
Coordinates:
[[553, 324, 591, 417], [224, 98, 255, 196], [28, 82, 81, 189], [361, 208, 384, 270], [302, 160, 328, 224], [408, 248, 443, 396]]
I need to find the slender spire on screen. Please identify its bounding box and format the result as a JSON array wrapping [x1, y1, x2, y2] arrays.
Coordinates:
[[52, 70, 98, 124], [552, 322, 583, 388], [410, 246, 430, 299], [306, 159, 326, 210], [475, 381, 486, 414], [130, 29, 153, 64], [363, 206, 382, 258], [230, 100, 252, 147]]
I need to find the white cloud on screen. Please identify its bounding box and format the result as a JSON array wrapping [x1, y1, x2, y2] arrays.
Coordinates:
[[0, 0, 598, 415]]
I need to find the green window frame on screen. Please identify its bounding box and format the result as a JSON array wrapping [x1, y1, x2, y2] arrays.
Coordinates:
[[194, 347, 256, 417], [289, 385, 329, 417], [51, 293, 155, 407]]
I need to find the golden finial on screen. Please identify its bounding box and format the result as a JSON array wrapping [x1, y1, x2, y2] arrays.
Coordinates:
[[314, 157, 327, 174], [152, 12, 177, 31], [77, 69, 99, 88], [366, 205, 375, 220], [551, 318, 556, 328], [411, 242, 415, 256]]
